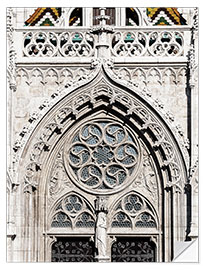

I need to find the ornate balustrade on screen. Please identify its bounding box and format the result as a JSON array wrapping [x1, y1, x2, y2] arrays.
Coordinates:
[[113, 26, 190, 59], [111, 30, 185, 57], [22, 30, 95, 57], [15, 26, 191, 59]]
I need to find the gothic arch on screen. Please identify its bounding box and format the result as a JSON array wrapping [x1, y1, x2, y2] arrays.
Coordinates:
[[48, 191, 96, 224], [18, 64, 188, 262]]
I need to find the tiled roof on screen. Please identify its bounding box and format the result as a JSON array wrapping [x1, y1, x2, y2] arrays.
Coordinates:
[[24, 7, 186, 26], [25, 8, 61, 26], [147, 8, 187, 25]]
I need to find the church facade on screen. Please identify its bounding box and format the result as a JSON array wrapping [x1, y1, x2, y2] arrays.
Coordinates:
[[7, 7, 198, 262]]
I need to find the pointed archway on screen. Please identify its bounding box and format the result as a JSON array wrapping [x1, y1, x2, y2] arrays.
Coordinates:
[[18, 64, 188, 262]]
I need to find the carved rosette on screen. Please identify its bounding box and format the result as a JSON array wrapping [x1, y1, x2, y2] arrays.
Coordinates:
[[63, 119, 142, 194]]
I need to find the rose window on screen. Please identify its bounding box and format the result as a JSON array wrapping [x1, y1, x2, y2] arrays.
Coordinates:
[[64, 120, 141, 194]]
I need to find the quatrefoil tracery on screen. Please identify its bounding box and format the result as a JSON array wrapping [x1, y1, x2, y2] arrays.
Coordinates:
[[64, 120, 141, 193]]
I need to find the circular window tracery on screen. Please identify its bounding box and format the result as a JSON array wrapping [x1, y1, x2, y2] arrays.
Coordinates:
[[64, 119, 141, 194]]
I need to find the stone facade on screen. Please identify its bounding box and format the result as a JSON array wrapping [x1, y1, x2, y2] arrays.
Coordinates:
[[7, 7, 198, 262]]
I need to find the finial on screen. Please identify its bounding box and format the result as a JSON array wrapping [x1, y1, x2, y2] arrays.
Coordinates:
[[95, 7, 110, 27]]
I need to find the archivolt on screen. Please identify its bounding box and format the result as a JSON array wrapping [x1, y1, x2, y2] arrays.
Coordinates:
[[17, 65, 189, 262], [19, 66, 187, 196]]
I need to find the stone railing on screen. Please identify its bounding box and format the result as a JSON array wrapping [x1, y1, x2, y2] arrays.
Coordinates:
[[111, 30, 185, 57], [16, 26, 191, 59], [22, 29, 95, 57]]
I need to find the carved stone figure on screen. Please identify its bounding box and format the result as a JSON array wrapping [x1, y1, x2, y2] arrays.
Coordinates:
[[95, 211, 107, 259], [49, 161, 66, 196]]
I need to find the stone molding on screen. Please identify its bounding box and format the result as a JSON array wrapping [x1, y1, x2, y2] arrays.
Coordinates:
[[7, 8, 17, 92]]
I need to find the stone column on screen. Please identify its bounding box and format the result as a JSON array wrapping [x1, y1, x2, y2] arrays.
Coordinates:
[[22, 166, 38, 262], [85, 8, 92, 27], [188, 160, 198, 239], [7, 175, 19, 262], [187, 9, 198, 240]]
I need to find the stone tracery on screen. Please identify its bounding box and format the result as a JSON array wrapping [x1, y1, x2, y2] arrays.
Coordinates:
[[12, 63, 190, 176], [50, 193, 95, 230], [65, 120, 140, 192], [20, 72, 187, 198], [110, 192, 157, 230]]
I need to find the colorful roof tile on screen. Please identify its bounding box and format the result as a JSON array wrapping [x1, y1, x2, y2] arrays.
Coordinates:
[[25, 8, 61, 26], [147, 8, 187, 25], [24, 7, 186, 27]]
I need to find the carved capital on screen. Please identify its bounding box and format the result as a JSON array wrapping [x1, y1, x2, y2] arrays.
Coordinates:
[[90, 25, 114, 34], [95, 196, 108, 213], [166, 180, 182, 194]]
